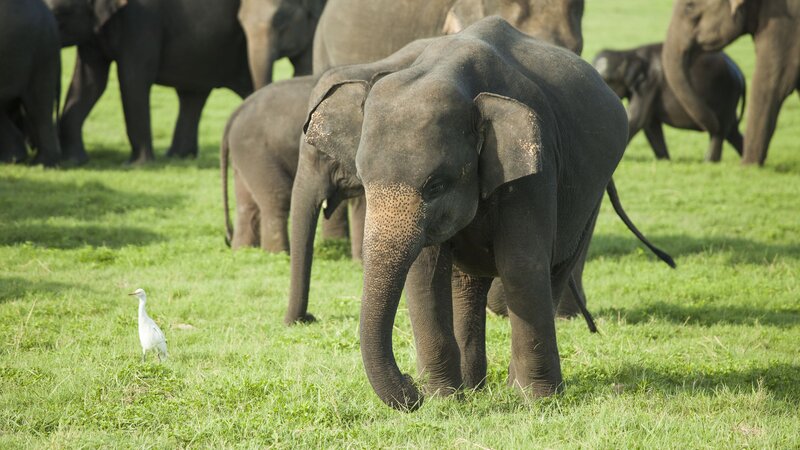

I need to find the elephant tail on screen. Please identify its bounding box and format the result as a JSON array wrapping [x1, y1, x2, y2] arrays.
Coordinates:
[[725, 53, 746, 127], [569, 275, 597, 333], [606, 178, 676, 268], [221, 111, 237, 248]]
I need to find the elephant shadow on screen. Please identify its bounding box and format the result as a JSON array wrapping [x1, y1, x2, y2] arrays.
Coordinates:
[[589, 233, 800, 265], [71, 146, 221, 171], [0, 276, 84, 303], [0, 177, 178, 248], [567, 362, 800, 404], [595, 301, 800, 328]]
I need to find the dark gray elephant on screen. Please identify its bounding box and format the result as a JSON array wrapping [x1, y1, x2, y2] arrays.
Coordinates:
[[304, 18, 630, 410], [663, 0, 800, 166], [220, 74, 354, 254], [313, 0, 584, 74], [594, 43, 746, 161], [0, 0, 61, 167], [238, 0, 326, 89], [48, 0, 250, 164]]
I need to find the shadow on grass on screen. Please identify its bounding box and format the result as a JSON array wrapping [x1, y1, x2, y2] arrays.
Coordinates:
[[0, 223, 162, 249], [596, 301, 800, 328], [0, 276, 82, 303], [74, 144, 221, 171], [569, 362, 800, 404], [589, 233, 800, 264]]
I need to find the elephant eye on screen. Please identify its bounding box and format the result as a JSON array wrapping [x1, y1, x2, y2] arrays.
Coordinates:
[[422, 177, 448, 201]]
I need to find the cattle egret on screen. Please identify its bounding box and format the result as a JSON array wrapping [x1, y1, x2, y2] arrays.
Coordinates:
[[128, 288, 168, 362]]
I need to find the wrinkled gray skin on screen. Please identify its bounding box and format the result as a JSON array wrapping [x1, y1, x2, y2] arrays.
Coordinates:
[[0, 0, 61, 167], [306, 17, 629, 411], [663, 0, 800, 166], [220, 75, 353, 253], [47, 0, 323, 165], [594, 43, 745, 161], [239, 0, 326, 90], [314, 0, 584, 73], [285, 39, 438, 324]]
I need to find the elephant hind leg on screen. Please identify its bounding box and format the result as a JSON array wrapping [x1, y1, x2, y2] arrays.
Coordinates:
[[726, 126, 744, 157], [231, 170, 260, 249], [167, 89, 210, 158], [705, 134, 724, 162], [643, 121, 670, 160], [258, 197, 290, 254], [0, 112, 28, 163]]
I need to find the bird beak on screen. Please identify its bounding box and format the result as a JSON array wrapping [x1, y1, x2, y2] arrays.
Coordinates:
[[128, 292, 137, 296]]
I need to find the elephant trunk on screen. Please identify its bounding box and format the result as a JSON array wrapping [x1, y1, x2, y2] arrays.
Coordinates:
[[244, 30, 277, 90], [285, 150, 329, 325], [663, 19, 720, 135], [360, 184, 427, 411]]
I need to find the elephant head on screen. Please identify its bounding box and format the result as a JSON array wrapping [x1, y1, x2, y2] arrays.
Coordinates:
[[310, 69, 547, 410], [593, 50, 648, 99], [663, 0, 750, 135], [238, 0, 326, 89], [44, 0, 127, 46], [285, 38, 436, 325], [443, 0, 584, 54]]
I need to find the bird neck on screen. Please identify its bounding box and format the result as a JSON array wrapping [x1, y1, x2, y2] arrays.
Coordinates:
[[138, 299, 148, 320]]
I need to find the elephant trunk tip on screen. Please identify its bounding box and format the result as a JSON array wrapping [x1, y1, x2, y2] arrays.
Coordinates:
[[379, 374, 424, 412]]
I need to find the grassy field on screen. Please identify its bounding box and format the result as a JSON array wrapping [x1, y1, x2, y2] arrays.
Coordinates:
[[2, 0, 799, 447]]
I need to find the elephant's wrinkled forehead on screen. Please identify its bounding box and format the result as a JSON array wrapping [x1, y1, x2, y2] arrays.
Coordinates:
[[357, 78, 476, 185]]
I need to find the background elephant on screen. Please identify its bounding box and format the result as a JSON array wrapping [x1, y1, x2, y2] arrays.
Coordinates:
[[663, 0, 800, 166], [238, 0, 326, 89], [313, 0, 584, 74], [594, 43, 746, 161], [220, 74, 353, 254], [305, 18, 629, 410], [0, 0, 61, 167]]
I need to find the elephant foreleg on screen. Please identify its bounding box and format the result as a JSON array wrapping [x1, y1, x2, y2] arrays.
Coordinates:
[[231, 170, 260, 249], [451, 268, 492, 389], [348, 196, 366, 261], [166, 89, 210, 159], [404, 244, 462, 396], [643, 121, 670, 160], [60, 44, 111, 165]]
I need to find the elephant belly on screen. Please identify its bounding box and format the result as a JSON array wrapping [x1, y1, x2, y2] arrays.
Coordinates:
[[656, 93, 702, 131]]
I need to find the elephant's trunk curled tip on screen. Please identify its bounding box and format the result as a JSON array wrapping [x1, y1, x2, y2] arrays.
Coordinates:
[[360, 183, 427, 411]]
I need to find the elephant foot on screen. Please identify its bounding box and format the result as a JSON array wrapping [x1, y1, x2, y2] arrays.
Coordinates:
[[126, 151, 156, 166], [165, 146, 198, 159], [60, 145, 90, 167], [30, 153, 60, 168], [285, 313, 316, 326]]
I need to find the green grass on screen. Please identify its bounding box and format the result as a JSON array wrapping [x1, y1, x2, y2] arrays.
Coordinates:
[[2, 0, 799, 447]]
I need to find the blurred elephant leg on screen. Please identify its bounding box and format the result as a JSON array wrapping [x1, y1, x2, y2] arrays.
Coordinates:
[[60, 45, 111, 165], [486, 278, 507, 316], [643, 121, 670, 160], [321, 203, 349, 240], [166, 89, 210, 158], [231, 169, 260, 249], [405, 245, 462, 396], [726, 126, 744, 157], [252, 182, 291, 254], [555, 212, 597, 319], [24, 69, 61, 166], [452, 268, 492, 389], [290, 49, 313, 76], [118, 64, 157, 164], [0, 112, 28, 163], [705, 134, 724, 162], [348, 195, 366, 260]]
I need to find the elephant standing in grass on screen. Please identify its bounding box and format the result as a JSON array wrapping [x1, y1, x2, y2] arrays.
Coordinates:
[[47, 0, 325, 164], [663, 0, 800, 166], [0, 0, 61, 167], [304, 18, 631, 410], [594, 43, 746, 161]]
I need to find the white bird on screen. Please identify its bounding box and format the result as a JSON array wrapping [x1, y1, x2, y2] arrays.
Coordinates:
[[128, 288, 168, 362]]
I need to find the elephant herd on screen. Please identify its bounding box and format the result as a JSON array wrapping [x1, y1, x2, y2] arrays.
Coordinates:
[[2, 0, 799, 412]]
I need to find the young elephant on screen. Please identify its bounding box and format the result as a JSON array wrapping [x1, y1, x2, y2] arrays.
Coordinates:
[[593, 43, 745, 161], [0, 0, 61, 166], [305, 17, 630, 410]]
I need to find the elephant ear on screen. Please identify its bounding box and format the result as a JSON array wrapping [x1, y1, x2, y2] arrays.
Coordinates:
[[730, 0, 747, 15], [93, 0, 127, 30], [623, 56, 648, 92], [304, 80, 369, 177], [474, 92, 545, 199]]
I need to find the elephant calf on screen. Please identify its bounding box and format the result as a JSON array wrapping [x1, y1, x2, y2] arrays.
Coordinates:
[[593, 43, 745, 162], [220, 75, 356, 254]]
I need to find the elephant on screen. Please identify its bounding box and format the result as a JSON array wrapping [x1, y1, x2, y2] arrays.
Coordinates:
[[593, 43, 746, 161], [313, 0, 584, 74], [0, 0, 61, 167], [303, 17, 631, 410], [220, 74, 355, 254], [239, 0, 326, 90], [46, 0, 325, 165], [663, 0, 800, 166]]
